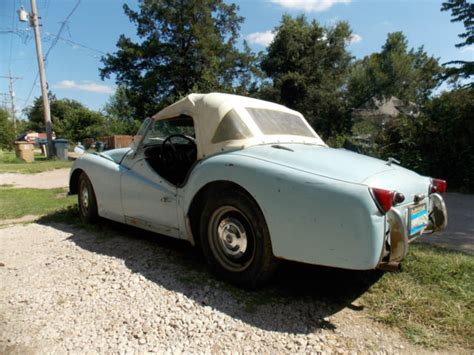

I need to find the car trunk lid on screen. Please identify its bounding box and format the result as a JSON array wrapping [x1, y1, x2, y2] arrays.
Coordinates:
[[235, 144, 430, 201]]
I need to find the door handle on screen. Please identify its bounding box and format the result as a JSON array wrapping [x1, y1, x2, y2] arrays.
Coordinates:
[[161, 196, 173, 203]]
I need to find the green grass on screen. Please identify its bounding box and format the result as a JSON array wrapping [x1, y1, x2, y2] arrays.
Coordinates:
[[0, 186, 76, 220], [361, 244, 474, 349], [0, 150, 72, 174]]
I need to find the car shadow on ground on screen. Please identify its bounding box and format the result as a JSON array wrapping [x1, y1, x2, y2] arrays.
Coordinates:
[[38, 209, 384, 335]]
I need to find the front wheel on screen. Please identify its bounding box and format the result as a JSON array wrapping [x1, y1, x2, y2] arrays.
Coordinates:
[[78, 173, 99, 223], [199, 189, 277, 288]]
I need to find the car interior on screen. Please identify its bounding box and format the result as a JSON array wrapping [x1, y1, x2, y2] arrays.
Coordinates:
[[143, 116, 198, 186]]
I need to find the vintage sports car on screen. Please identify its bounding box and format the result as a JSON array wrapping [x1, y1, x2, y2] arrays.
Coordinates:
[[69, 93, 448, 287]]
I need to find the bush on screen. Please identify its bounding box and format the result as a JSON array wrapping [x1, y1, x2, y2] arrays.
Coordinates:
[[375, 88, 474, 192], [0, 109, 15, 150]]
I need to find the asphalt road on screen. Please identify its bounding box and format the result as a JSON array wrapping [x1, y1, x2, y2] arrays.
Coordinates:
[[417, 193, 474, 254]]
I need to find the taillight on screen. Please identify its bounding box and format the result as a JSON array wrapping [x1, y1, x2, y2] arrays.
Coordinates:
[[430, 178, 447, 194], [370, 187, 394, 214]]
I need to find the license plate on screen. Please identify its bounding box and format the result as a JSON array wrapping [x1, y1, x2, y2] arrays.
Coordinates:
[[408, 203, 428, 236]]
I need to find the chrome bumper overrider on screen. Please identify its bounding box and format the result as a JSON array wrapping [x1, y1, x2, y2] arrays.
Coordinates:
[[378, 193, 448, 271], [425, 193, 448, 233]]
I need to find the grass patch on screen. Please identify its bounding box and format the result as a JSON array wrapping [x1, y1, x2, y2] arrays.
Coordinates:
[[361, 244, 474, 349], [0, 150, 72, 174], [0, 187, 76, 220]]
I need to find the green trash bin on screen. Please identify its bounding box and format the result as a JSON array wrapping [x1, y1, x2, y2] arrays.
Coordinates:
[[54, 139, 69, 160]]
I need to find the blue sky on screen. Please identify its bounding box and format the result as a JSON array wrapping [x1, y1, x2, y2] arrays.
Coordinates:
[[1, 0, 472, 119]]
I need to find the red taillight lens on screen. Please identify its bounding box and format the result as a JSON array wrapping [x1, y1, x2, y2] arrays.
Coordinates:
[[430, 178, 447, 194], [370, 187, 394, 214]]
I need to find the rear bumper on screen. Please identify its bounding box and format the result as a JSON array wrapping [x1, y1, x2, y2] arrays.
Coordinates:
[[377, 193, 447, 271]]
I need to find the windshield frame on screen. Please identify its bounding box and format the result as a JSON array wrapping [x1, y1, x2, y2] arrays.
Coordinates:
[[132, 117, 152, 151]]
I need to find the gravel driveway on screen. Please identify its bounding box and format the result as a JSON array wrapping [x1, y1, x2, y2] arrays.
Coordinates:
[[0, 168, 70, 189], [0, 169, 472, 352], [0, 221, 426, 353]]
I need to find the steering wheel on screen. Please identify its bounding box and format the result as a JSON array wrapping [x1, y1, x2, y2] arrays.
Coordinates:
[[161, 134, 197, 166]]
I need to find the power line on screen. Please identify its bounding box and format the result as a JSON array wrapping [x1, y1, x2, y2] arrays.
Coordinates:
[[43, 32, 105, 55], [24, 72, 39, 108], [8, 0, 16, 69], [23, 0, 82, 108], [2, 28, 104, 56], [43, 0, 82, 60]]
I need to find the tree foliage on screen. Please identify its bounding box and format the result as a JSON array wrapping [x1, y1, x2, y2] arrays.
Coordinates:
[[102, 85, 141, 135], [441, 0, 473, 84], [376, 88, 474, 191], [259, 15, 353, 138], [24, 93, 82, 133], [0, 108, 15, 150], [348, 32, 442, 108], [24, 94, 107, 143], [100, 0, 259, 119], [442, 0, 474, 48]]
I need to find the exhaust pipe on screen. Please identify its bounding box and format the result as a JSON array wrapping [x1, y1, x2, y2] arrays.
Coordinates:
[[377, 261, 402, 272]]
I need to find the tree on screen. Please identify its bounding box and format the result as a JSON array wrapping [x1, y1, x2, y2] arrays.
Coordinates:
[[441, 0, 474, 85], [348, 32, 442, 109], [376, 88, 474, 191], [0, 108, 15, 150], [259, 15, 353, 138], [56, 107, 106, 143], [423, 88, 474, 190], [100, 0, 259, 119], [102, 86, 141, 135], [102, 86, 135, 122], [24, 95, 107, 143], [23, 93, 83, 133]]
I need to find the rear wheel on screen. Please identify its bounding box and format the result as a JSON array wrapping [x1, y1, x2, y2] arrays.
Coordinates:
[[78, 173, 98, 223], [199, 189, 277, 288]]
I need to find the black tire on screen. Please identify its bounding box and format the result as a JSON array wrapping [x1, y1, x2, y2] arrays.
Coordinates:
[[78, 173, 99, 224], [199, 189, 277, 288]]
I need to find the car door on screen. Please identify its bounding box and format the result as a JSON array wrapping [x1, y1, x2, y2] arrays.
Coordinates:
[[120, 149, 180, 238]]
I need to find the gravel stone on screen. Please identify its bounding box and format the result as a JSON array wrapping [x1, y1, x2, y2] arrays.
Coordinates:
[[0, 222, 448, 353]]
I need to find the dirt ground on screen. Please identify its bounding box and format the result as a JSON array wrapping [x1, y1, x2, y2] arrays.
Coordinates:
[[0, 168, 70, 189]]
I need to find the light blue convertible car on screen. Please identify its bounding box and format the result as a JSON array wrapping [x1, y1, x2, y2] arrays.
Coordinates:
[[69, 93, 448, 287]]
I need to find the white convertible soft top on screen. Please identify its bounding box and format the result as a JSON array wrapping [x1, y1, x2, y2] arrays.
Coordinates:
[[152, 93, 325, 159]]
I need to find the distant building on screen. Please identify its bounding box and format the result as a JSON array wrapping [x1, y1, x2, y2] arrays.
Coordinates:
[[352, 96, 419, 125], [349, 96, 420, 153]]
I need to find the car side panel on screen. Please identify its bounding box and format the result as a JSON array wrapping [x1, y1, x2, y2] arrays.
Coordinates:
[[182, 154, 385, 270], [70, 154, 125, 223]]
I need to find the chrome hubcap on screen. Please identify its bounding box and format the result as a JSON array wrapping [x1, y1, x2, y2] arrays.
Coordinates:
[[208, 206, 255, 272], [217, 217, 247, 258], [81, 186, 89, 210]]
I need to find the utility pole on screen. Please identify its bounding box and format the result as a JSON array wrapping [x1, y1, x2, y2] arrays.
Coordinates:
[[0, 93, 8, 112], [9, 71, 16, 131], [25, 0, 54, 158], [0, 72, 22, 131]]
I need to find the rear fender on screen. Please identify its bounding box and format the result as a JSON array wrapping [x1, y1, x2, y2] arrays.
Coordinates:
[[182, 153, 385, 270]]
